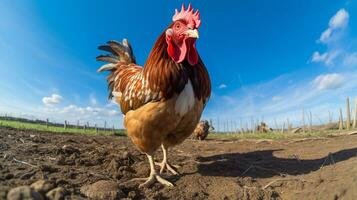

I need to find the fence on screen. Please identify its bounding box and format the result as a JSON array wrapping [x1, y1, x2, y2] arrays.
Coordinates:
[[207, 96, 357, 133], [1, 97, 357, 134], [0, 114, 121, 134]]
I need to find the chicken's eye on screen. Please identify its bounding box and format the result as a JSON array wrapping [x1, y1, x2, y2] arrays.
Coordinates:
[[174, 22, 181, 30]]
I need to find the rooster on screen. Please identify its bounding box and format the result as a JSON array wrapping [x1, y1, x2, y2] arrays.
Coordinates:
[[97, 4, 211, 187]]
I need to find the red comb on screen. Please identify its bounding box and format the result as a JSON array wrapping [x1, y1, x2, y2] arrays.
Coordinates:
[[172, 4, 201, 28]]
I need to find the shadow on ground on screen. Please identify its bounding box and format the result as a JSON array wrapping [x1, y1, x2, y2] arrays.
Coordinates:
[[196, 148, 357, 178]]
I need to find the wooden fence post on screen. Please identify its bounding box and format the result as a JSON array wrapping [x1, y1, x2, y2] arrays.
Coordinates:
[[112, 125, 115, 134], [309, 111, 312, 133], [274, 119, 278, 132], [353, 98, 357, 129], [46, 118, 49, 128], [95, 124, 98, 134], [231, 120, 234, 134], [339, 108, 344, 130], [302, 107, 305, 133], [223, 119, 225, 133], [281, 123, 285, 133], [251, 117, 255, 134], [346, 97, 351, 130], [64, 120, 67, 130], [239, 118, 243, 134], [287, 118, 291, 132]]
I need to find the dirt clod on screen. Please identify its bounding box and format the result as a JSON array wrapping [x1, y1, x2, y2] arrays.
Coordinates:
[[30, 179, 55, 195], [7, 186, 44, 200], [107, 159, 119, 171], [46, 187, 67, 200], [5, 173, 14, 179], [60, 144, 79, 155], [80, 180, 125, 200], [20, 171, 36, 180], [127, 190, 137, 199], [39, 165, 58, 173]]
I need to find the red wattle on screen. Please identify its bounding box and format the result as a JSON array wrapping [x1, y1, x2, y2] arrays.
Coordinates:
[[167, 40, 187, 63], [166, 37, 197, 65], [167, 42, 181, 62], [187, 43, 198, 66]]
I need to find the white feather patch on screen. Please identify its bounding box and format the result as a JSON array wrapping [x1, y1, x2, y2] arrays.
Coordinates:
[[175, 80, 195, 116], [112, 91, 122, 97], [97, 63, 116, 72]]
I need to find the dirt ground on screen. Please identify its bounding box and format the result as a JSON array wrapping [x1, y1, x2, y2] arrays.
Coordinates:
[[1, 127, 357, 200]]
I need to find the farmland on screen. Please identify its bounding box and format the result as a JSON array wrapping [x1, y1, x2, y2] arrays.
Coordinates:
[[0, 119, 125, 136], [1, 124, 357, 199]]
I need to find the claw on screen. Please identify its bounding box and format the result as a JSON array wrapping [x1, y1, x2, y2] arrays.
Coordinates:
[[155, 175, 174, 187], [133, 174, 174, 188], [155, 162, 179, 175]]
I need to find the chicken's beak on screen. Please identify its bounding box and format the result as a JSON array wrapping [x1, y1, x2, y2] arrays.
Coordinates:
[[184, 29, 199, 39]]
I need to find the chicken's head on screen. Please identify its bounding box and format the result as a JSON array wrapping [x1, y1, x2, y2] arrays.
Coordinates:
[[165, 4, 201, 66]]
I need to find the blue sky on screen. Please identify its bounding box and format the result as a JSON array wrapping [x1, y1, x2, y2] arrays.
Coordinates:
[[0, 1, 357, 130]]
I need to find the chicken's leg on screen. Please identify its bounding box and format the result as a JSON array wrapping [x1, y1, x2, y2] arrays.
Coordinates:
[[155, 144, 179, 175], [132, 154, 174, 188]]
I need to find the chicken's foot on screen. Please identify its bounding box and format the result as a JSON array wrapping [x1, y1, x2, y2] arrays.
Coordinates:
[[132, 154, 174, 188], [155, 144, 180, 175]]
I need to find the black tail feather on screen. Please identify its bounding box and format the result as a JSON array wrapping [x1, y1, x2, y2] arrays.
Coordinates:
[[96, 54, 119, 63]]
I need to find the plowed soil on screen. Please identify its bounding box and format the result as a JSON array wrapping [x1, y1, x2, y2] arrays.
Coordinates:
[[1, 127, 357, 200]]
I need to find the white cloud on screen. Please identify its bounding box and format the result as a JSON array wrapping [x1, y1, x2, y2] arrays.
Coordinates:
[[319, 29, 332, 43], [40, 104, 121, 126], [311, 51, 328, 62], [311, 9, 354, 68], [311, 50, 341, 66], [44, 104, 119, 117], [329, 9, 349, 29], [218, 84, 227, 89], [319, 9, 349, 43], [313, 73, 345, 90], [42, 94, 63, 106]]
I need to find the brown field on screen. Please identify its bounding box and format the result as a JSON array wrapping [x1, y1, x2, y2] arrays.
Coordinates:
[[1, 126, 357, 200]]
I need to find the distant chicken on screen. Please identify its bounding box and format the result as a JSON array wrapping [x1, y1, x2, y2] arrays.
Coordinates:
[[193, 120, 213, 140], [97, 4, 211, 187]]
